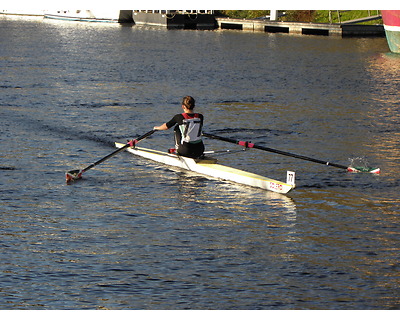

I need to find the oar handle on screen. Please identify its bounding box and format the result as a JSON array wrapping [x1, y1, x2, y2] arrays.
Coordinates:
[[202, 132, 348, 170]]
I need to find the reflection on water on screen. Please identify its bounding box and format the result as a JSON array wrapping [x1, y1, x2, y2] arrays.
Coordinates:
[[173, 170, 297, 216], [363, 52, 400, 176]]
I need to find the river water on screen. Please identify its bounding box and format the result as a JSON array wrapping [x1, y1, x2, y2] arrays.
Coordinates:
[[0, 16, 399, 310]]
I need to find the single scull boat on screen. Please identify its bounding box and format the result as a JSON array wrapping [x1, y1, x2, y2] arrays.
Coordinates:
[[115, 143, 295, 194]]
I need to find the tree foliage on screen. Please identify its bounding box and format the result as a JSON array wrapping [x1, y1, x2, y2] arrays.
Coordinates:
[[217, 10, 270, 19]]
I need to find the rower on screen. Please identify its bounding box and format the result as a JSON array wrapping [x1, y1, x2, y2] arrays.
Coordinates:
[[153, 96, 205, 159]]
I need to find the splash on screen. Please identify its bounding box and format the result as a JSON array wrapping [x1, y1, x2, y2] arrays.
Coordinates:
[[349, 156, 370, 168], [348, 157, 380, 174]]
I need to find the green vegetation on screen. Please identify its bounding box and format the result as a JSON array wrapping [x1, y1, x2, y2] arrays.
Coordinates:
[[217, 10, 383, 24], [217, 10, 270, 20], [312, 10, 382, 24]]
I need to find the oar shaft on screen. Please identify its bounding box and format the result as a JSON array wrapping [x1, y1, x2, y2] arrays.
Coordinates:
[[82, 147, 126, 172], [254, 145, 348, 169], [82, 130, 156, 172], [202, 132, 348, 170], [66, 130, 156, 183]]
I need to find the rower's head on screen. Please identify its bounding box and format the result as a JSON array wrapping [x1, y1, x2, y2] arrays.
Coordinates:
[[182, 96, 195, 111]]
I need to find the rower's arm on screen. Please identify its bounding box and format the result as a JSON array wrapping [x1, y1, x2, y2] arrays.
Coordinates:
[[153, 123, 169, 131]]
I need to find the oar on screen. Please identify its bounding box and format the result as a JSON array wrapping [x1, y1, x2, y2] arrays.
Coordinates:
[[0, 166, 15, 170], [66, 129, 156, 183], [202, 132, 380, 173]]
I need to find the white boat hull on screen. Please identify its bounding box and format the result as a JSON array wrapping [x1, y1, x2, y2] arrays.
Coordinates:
[[44, 10, 120, 23], [115, 143, 294, 194]]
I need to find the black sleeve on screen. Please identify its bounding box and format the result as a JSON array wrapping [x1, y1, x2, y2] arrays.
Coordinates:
[[165, 114, 183, 129]]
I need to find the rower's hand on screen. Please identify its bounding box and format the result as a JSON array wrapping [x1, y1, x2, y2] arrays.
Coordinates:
[[127, 140, 136, 147]]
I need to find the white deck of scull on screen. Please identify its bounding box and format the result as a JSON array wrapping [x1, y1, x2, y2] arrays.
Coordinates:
[[115, 143, 295, 194]]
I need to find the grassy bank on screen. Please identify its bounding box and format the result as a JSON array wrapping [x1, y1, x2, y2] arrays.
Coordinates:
[[218, 10, 383, 24], [312, 10, 382, 24]]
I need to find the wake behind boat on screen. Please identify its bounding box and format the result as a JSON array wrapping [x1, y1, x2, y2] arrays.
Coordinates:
[[115, 143, 295, 194]]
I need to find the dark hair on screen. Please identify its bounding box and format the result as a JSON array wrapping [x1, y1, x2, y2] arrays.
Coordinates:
[[182, 96, 195, 109]]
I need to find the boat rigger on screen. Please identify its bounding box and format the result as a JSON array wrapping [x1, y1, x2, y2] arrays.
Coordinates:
[[115, 143, 295, 194]]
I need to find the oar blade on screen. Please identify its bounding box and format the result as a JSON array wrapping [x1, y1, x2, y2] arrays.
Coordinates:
[[66, 169, 83, 183], [347, 167, 381, 174]]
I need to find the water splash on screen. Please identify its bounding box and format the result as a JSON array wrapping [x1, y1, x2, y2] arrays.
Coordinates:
[[349, 156, 370, 168]]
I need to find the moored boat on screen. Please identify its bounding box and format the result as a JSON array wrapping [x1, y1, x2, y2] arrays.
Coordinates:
[[43, 10, 133, 23], [44, 10, 117, 23], [115, 143, 295, 194], [381, 10, 400, 53], [132, 10, 217, 29]]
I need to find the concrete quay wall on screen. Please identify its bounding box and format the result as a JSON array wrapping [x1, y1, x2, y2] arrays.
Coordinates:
[[216, 17, 385, 37]]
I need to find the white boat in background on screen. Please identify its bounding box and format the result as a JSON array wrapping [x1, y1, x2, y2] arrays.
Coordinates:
[[44, 10, 116, 22], [43, 9, 133, 23], [115, 143, 295, 194]]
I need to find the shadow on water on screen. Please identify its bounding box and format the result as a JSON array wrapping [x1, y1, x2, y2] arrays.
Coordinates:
[[1, 104, 157, 153]]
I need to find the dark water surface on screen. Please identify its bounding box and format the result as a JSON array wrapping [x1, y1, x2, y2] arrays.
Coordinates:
[[0, 16, 399, 309]]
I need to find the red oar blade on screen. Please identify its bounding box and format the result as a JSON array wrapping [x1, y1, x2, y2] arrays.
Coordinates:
[[66, 169, 83, 183], [347, 167, 381, 174]]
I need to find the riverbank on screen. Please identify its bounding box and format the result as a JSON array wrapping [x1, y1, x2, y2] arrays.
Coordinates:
[[216, 10, 384, 37], [1, 10, 385, 37], [216, 17, 384, 37], [219, 10, 383, 25]]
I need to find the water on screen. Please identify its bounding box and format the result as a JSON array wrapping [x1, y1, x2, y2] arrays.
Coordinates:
[[0, 16, 399, 310]]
